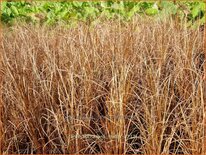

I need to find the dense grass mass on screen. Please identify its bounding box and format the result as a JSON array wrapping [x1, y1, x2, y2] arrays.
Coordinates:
[[1, 17, 205, 154]]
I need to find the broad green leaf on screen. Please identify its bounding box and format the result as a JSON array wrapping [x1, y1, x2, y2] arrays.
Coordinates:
[[192, 5, 200, 18], [145, 8, 158, 15], [10, 6, 19, 15]]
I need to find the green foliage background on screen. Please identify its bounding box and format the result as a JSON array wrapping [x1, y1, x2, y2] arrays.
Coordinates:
[[1, 1, 205, 27]]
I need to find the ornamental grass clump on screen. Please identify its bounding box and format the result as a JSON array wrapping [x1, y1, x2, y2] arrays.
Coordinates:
[[1, 16, 204, 154]]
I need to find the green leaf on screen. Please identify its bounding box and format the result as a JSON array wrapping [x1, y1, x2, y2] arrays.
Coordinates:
[[72, 2, 83, 8], [10, 6, 19, 16], [145, 8, 158, 15], [200, 2, 205, 11], [100, 2, 107, 8], [191, 5, 200, 18]]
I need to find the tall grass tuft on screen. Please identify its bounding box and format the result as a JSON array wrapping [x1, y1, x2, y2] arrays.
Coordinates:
[[1, 17, 204, 154]]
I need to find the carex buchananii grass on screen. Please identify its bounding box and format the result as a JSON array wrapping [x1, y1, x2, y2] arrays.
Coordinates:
[[1, 16, 205, 154]]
